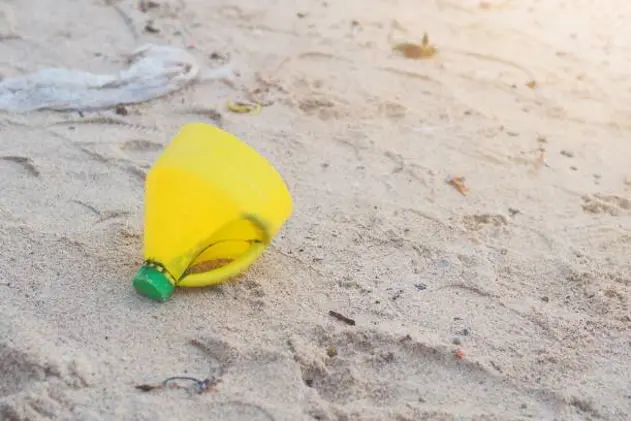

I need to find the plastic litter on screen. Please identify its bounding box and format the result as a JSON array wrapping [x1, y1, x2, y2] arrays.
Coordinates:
[[0, 44, 232, 112], [132, 122, 293, 302]]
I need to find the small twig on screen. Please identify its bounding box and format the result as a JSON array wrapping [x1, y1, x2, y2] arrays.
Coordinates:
[[328, 310, 356, 326], [71, 200, 101, 216]]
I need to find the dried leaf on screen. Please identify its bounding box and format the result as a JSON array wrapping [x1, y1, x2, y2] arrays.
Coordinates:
[[393, 32, 437, 59], [447, 176, 469, 196]]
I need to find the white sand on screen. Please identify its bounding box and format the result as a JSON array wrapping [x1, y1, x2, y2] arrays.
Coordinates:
[[1, 0, 630, 420]]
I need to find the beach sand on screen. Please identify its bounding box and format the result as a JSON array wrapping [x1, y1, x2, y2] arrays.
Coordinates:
[[1, 0, 630, 420]]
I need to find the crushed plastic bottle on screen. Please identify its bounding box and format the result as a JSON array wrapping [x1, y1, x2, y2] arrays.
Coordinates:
[[132, 122, 293, 302]]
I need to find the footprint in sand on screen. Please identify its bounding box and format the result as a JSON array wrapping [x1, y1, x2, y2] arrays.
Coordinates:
[[113, 138, 163, 159], [462, 213, 508, 231], [581, 194, 631, 216], [0, 155, 40, 177], [110, 139, 164, 175], [291, 328, 580, 420]]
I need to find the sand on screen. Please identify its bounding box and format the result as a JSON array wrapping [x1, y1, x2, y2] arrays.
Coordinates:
[[1, 0, 630, 420]]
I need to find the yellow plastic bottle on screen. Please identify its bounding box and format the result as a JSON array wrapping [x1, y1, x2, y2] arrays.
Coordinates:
[[132, 122, 293, 302]]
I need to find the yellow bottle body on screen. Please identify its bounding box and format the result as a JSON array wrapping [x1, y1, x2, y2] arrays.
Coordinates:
[[138, 122, 292, 296]]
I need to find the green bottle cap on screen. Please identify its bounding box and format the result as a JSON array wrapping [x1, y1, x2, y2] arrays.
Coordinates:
[[133, 264, 175, 302]]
